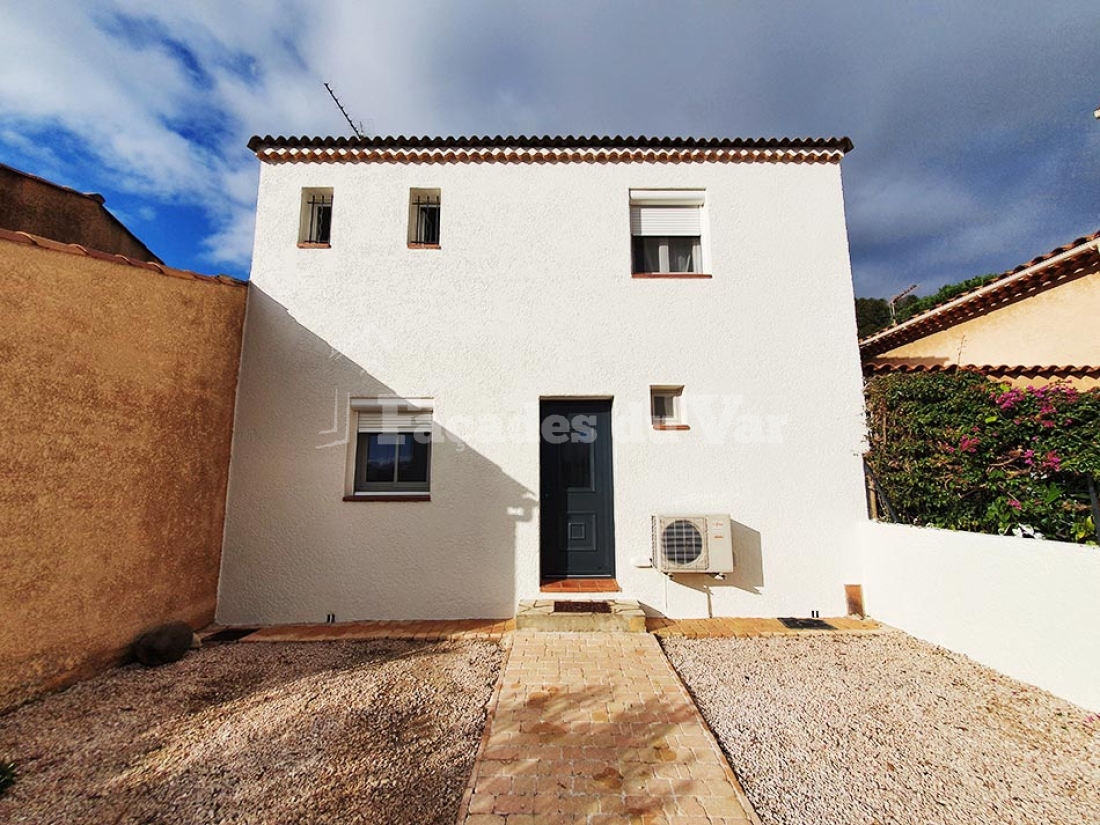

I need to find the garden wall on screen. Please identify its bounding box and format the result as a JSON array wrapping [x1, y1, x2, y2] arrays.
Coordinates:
[[0, 232, 246, 710], [861, 520, 1100, 711]]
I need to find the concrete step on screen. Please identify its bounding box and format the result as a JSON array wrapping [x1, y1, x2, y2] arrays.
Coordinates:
[[515, 599, 647, 632]]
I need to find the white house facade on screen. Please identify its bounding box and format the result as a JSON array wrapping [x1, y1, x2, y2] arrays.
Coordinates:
[[217, 135, 868, 624]]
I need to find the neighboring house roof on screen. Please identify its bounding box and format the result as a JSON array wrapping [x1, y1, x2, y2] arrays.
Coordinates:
[[862, 363, 1100, 379], [0, 162, 162, 264], [0, 228, 244, 288], [859, 229, 1100, 359], [248, 134, 854, 165]]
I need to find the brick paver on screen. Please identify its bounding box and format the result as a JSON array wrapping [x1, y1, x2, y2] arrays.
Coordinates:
[[457, 631, 756, 824]]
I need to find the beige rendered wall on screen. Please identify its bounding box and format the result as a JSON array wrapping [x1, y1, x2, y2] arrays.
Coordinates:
[[0, 239, 246, 710], [0, 165, 159, 262], [876, 273, 1100, 370]]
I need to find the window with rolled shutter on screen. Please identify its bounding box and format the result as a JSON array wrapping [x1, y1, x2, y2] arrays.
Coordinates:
[[629, 190, 704, 274], [350, 400, 433, 494]]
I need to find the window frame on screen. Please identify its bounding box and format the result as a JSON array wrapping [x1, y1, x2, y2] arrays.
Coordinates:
[[353, 430, 432, 494], [344, 399, 434, 501], [408, 187, 441, 248], [298, 187, 334, 247], [650, 385, 689, 430], [629, 189, 710, 278], [632, 235, 703, 275]]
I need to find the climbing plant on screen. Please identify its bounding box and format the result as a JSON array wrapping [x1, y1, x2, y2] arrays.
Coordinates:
[[864, 371, 1100, 543]]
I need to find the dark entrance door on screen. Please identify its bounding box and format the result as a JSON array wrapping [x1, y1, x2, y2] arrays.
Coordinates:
[[539, 400, 616, 579]]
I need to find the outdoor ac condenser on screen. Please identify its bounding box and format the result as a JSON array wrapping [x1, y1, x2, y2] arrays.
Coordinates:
[[651, 515, 735, 574]]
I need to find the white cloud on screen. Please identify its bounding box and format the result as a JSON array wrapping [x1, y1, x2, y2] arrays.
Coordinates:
[[0, 1, 320, 268], [201, 203, 257, 270], [0, 0, 1097, 289]]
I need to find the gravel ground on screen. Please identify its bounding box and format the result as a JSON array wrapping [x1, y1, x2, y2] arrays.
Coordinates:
[[662, 632, 1100, 825], [0, 639, 502, 825]]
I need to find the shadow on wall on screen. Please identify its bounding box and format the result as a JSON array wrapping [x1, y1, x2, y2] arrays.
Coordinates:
[[218, 288, 536, 623], [729, 520, 764, 595], [641, 519, 765, 616]]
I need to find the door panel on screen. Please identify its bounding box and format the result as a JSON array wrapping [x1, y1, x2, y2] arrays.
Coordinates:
[[540, 400, 615, 579]]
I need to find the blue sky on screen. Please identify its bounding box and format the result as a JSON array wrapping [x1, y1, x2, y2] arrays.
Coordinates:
[[1, 1, 1097, 297]]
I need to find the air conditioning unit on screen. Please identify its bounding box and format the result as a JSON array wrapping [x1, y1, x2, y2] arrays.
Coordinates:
[[651, 515, 734, 574]]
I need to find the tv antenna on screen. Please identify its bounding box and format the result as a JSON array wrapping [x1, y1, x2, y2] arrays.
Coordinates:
[[324, 82, 364, 138], [888, 283, 919, 324]]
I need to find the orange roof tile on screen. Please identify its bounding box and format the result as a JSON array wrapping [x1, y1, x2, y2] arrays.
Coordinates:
[[248, 134, 853, 165], [0, 228, 245, 288], [862, 363, 1100, 378], [860, 230, 1100, 359]]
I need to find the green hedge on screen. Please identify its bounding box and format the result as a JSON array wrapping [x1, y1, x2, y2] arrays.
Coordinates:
[[865, 372, 1100, 543]]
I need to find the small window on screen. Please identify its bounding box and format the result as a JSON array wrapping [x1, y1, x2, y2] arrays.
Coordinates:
[[651, 386, 686, 429], [299, 188, 333, 246], [630, 190, 705, 275], [351, 403, 433, 497], [408, 188, 441, 247]]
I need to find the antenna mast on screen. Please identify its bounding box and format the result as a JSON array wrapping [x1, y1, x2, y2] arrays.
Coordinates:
[[888, 283, 919, 324], [323, 82, 364, 138]]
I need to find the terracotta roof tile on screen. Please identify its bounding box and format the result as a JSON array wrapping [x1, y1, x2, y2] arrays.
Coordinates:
[[859, 229, 1100, 358], [862, 363, 1100, 378], [0, 228, 245, 288], [248, 134, 854, 152], [248, 134, 854, 165]]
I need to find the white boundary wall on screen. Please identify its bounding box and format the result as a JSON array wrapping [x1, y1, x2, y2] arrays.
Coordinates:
[[861, 521, 1100, 711]]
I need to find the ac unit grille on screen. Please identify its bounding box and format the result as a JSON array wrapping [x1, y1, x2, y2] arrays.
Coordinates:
[[652, 514, 734, 574], [661, 519, 704, 565]]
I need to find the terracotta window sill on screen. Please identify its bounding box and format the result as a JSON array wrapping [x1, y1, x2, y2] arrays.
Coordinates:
[[407, 242, 441, 250], [298, 242, 331, 249], [653, 423, 690, 431], [343, 493, 431, 502], [632, 272, 712, 279]]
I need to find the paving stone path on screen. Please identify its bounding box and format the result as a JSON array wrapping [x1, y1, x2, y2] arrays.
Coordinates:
[[458, 631, 755, 824]]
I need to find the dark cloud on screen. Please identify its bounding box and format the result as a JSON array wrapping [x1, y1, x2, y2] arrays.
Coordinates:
[[1, 1, 1095, 289], [404, 1, 1100, 297]]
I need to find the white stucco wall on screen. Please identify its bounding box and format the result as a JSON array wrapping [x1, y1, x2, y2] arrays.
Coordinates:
[[862, 521, 1100, 711], [218, 155, 868, 623]]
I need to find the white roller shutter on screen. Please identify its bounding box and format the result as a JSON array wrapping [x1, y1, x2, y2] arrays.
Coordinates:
[[357, 411, 432, 432], [630, 205, 702, 236], [629, 190, 705, 206], [352, 398, 433, 432]]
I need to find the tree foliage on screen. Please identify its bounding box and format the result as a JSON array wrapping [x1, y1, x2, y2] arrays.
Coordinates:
[[854, 294, 918, 338], [854, 273, 999, 339], [865, 372, 1100, 543], [894, 273, 999, 324], [855, 297, 891, 338]]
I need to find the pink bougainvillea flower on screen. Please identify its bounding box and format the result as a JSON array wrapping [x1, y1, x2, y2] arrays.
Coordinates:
[[958, 435, 980, 453]]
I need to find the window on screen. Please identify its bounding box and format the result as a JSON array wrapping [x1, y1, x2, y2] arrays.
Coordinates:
[[299, 188, 333, 246], [651, 386, 687, 430], [348, 400, 433, 499], [630, 190, 706, 276], [408, 188, 441, 247]]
